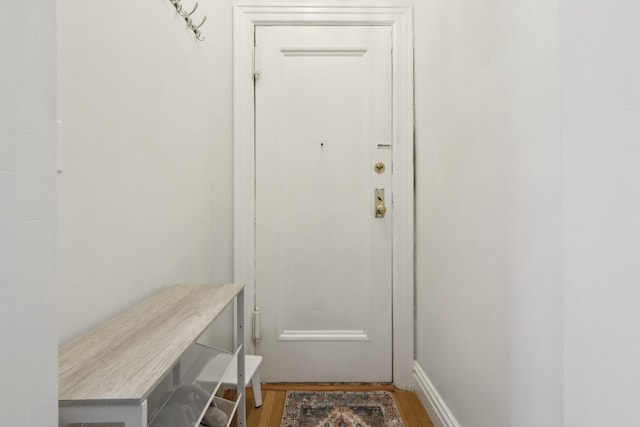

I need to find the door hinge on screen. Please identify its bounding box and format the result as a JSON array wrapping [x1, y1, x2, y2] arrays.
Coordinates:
[[253, 45, 260, 80], [252, 307, 261, 342]]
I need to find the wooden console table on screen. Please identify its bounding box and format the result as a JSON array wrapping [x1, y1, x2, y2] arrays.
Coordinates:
[[58, 283, 246, 427]]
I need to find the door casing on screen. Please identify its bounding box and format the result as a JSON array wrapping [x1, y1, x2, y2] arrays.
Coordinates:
[[232, 4, 414, 388]]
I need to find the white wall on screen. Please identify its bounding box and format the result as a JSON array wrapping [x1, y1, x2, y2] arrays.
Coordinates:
[[57, 0, 235, 344], [0, 1, 58, 425], [561, 1, 640, 425], [414, 0, 563, 425]]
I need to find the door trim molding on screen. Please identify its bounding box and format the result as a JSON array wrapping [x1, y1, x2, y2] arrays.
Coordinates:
[[279, 330, 370, 342], [233, 4, 414, 388]]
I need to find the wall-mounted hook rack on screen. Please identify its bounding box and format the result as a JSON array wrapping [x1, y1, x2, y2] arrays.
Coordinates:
[[168, 0, 206, 41]]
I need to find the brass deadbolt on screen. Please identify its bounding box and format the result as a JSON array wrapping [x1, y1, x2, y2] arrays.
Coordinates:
[[374, 162, 386, 174]]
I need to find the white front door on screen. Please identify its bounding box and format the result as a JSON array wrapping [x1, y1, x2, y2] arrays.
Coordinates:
[[254, 25, 393, 382]]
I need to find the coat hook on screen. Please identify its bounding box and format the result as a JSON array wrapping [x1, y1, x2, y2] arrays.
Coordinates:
[[170, 0, 183, 13], [167, 0, 205, 42], [191, 15, 206, 30], [180, 2, 198, 17]]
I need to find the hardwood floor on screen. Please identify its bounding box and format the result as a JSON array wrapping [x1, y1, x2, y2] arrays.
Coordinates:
[[224, 384, 434, 427]]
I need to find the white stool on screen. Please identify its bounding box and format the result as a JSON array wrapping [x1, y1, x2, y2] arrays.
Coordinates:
[[220, 354, 263, 408]]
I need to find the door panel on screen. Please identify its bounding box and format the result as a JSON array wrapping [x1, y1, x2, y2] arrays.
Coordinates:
[[255, 25, 392, 382]]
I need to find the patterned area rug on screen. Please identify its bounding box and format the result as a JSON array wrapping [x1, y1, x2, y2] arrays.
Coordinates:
[[280, 390, 405, 427]]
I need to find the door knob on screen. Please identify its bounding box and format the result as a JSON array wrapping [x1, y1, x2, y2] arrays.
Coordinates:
[[375, 188, 386, 218]]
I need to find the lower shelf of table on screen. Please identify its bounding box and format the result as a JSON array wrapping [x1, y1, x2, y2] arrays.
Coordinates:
[[68, 396, 242, 427], [148, 343, 242, 427]]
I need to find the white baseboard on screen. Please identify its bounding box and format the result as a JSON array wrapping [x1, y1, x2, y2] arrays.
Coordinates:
[[413, 361, 461, 427]]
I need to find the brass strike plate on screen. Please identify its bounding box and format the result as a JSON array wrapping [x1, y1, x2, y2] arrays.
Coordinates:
[[374, 162, 386, 174], [375, 188, 386, 218]]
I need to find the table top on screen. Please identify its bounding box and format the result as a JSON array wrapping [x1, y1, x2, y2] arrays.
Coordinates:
[[58, 283, 243, 405]]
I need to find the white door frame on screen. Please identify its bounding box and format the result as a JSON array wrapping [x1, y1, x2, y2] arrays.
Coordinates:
[[233, 4, 414, 388]]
